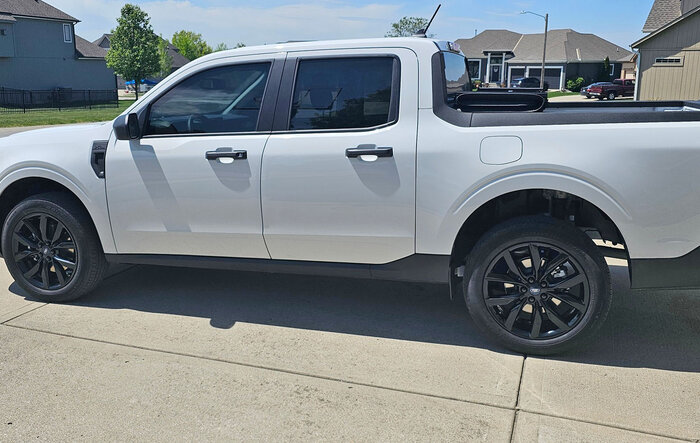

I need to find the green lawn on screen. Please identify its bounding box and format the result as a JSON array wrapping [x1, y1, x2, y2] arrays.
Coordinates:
[[547, 91, 578, 99], [0, 100, 134, 128]]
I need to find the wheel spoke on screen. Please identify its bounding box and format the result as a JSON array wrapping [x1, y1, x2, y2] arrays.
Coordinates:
[[39, 215, 49, 242], [40, 261, 50, 289], [485, 274, 522, 286], [53, 259, 67, 286], [530, 307, 542, 339], [14, 250, 37, 261], [542, 253, 569, 278], [23, 261, 41, 279], [529, 244, 541, 280], [551, 293, 586, 312], [503, 251, 524, 281], [21, 220, 42, 242], [504, 301, 525, 331], [544, 306, 573, 332], [14, 233, 39, 250], [485, 295, 521, 307], [54, 256, 76, 270], [51, 223, 64, 243], [549, 274, 585, 290], [53, 241, 75, 250]]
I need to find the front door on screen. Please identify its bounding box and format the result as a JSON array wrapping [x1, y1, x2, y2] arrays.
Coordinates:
[[261, 49, 418, 264], [490, 55, 503, 84], [107, 58, 278, 258]]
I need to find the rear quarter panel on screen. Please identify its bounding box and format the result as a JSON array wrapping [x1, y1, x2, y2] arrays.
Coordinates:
[[416, 113, 700, 260]]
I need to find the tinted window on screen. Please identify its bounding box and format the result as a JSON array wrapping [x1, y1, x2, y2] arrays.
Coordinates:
[[442, 52, 471, 107], [145, 63, 270, 135], [289, 58, 395, 130]]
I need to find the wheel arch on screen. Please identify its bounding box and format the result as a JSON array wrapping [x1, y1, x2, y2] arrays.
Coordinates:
[[448, 188, 630, 299], [0, 172, 114, 257]]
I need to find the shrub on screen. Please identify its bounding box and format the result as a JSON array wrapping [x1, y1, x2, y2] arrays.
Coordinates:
[[566, 77, 586, 92]]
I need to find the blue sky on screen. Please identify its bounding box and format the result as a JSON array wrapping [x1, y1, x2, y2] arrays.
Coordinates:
[[52, 0, 654, 49]]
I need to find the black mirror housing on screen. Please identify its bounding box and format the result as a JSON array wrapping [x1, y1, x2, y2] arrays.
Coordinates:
[[113, 113, 141, 140]]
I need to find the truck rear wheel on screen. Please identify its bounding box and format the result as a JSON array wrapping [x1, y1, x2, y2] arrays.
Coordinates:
[[1, 192, 107, 302], [462, 216, 611, 355]]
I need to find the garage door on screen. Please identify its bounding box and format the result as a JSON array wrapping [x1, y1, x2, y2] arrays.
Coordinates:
[[527, 67, 563, 90]]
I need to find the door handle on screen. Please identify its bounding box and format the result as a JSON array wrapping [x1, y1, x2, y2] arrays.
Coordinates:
[[345, 146, 393, 158], [205, 150, 247, 160]]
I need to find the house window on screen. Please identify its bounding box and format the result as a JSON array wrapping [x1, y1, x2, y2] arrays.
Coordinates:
[[609, 63, 616, 76], [0, 29, 6, 37], [654, 57, 684, 66], [63, 23, 72, 43], [467, 59, 481, 80]]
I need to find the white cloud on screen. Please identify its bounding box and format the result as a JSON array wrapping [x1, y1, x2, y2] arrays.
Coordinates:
[[50, 0, 404, 46]]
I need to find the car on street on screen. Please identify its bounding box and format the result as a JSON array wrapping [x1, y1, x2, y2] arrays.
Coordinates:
[[1, 38, 699, 355], [588, 79, 636, 100], [510, 77, 549, 90], [581, 82, 612, 98]]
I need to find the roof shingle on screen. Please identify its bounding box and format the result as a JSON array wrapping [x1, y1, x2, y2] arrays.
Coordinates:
[[0, 0, 78, 22], [643, 0, 682, 32], [75, 35, 107, 59], [457, 29, 632, 64]]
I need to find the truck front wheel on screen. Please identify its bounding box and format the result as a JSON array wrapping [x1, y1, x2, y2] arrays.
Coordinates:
[[462, 216, 611, 355], [1, 192, 108, 302]]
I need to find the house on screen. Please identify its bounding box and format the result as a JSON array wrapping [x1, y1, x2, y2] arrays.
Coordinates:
[[632, 0, 700, 100], [93, 33, 190, 89], [0, 0, 115, 91], [456, 29, 634, 90]]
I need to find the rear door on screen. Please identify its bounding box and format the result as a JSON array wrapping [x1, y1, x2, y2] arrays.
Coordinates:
[[261, 48, 418, 264]]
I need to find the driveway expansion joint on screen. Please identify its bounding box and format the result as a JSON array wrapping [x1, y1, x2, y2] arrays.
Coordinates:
[[0, 303, 47, 325]]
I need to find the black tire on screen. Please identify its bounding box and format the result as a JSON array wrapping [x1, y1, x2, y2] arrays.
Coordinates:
[[607, 92, 616, 100], [1, 192, 107, 302], [462, 216, 611, 355]]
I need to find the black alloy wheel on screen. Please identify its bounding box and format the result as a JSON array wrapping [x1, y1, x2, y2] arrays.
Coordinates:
[[1, 192, 107, 302], [462, 216, 611, 355], [482, 242, 589, 340], [11, 213, 78, 290]]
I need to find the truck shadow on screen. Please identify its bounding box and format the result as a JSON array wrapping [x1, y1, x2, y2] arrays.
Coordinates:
[[10, 264, 700, 373]]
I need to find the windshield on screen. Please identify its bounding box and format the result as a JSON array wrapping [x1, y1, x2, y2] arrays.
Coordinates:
[[442, 52, 472, 108]]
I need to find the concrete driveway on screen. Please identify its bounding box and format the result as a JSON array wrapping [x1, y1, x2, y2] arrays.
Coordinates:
[[1, 261, 698, 442]]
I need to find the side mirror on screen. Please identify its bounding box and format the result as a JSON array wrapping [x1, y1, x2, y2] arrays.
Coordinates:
[[113, 113, 141, 140]]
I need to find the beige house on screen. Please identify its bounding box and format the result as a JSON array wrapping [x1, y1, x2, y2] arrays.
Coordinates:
[[632, 0, 700, 100]]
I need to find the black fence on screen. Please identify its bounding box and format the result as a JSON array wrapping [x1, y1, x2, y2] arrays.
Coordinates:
[[0, 88, 119, 113]]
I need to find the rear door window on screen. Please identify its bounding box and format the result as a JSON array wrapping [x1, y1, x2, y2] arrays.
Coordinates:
[[289, 57, 397, 130]]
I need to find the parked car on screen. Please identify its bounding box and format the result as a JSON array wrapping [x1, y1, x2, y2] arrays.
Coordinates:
[[510, 77, 549, 90], [588, 79, 635, 100], [2, 38, 700, 355], [581, 82, 612, 98]]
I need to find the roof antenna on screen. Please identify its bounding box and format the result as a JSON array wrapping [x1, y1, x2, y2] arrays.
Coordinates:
[[415, 4, 441, 37]]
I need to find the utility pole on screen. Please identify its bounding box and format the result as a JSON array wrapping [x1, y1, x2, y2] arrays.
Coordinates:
[[521, 11, 549, 90]]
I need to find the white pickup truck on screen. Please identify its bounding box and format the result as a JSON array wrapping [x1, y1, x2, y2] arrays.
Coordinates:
[[2, 38, 700, 354]]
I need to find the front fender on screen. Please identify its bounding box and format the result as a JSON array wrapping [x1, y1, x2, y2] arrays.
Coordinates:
[[0, 167, 116, 254]]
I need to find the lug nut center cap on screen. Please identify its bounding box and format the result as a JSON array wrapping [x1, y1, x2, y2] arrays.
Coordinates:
[[529, 286, 542, 295]]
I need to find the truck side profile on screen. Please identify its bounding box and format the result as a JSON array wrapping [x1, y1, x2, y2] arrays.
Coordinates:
[[1, 38, 699, 354]]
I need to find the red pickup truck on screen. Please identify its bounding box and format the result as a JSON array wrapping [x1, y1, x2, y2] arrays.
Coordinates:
[[588, 79, 635, 100]]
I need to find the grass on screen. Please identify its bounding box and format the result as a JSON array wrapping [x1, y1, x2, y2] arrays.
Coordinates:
[[0, 100, 134, 128], [548, 91, 578, 99]]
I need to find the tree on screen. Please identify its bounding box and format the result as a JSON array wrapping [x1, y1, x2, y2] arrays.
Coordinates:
[[105, 4, 159, 100], [386, 16, 432, 37], [106, 5, 159, 99], [235, 42, 246, 48], [214, 42, 228, 52], [171, 30, 213, 60], [157, 36, 173, 79], [598, 56, 612, 82]]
